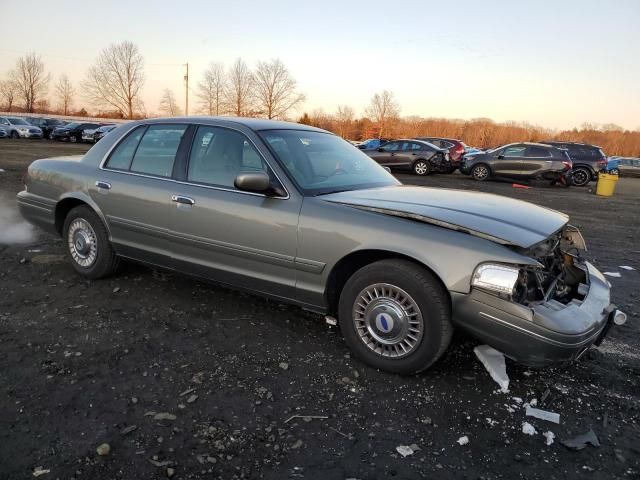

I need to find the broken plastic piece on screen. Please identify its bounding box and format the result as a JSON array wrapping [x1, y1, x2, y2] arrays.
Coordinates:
[[457, 436, 469, 445], [522, 422, 537, 435], [325, 315, 337, 326], [474, 345, 509, 393], [560, 429, 600, 450], [512, 183, 531, 189], [543, 431, 555, 446], [526, 406, 560, 424], [396, 445, 415, 457], [619, 266, 635, 270], [603, 272, 621, 278]]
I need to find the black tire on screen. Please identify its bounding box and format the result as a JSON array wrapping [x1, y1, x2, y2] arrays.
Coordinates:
[[571, 167, 592, 187], [338, 259, 453, 374], [62, 205, 119, 279], [69, 135, 78, 143], [412, 159, 431, 176], [10, 131, 19, 139], [471, 163, 490, 181]]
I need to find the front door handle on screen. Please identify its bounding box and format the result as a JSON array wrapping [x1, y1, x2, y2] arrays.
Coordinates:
[[95, 181, 111, 190], [171, 195, 195, 206]]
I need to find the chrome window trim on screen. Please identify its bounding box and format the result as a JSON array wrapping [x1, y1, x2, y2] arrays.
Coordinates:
[[98, 121, 290, 200]]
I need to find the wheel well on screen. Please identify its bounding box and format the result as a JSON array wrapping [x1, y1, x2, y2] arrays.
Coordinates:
[[54, 198, 87, 235], [325, 249, 450, 316]]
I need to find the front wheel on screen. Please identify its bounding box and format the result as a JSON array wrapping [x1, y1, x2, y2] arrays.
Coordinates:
[[338, 259, 453, 374], [10, 131, 19, 139], [63, 205, 120, 279], [471, 164, 490, 181], [413, 160, 431, 176], [571, 167, 592, 187], [69, 135, 78, 143]]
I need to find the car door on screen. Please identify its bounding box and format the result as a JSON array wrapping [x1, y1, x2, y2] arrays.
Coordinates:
[[493, 145, 526, 176], [369, 141, 400, 166], [522, 146, 553, 176], [167, 124, 301, 300], [391, 141, 417, 167], [91, 123, 189, 262]]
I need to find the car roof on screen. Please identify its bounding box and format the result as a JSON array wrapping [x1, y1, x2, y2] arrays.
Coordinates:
[[543, 140, 601, 148], [137, 116, 331, 134]]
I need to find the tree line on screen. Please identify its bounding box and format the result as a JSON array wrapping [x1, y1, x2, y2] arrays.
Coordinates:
[[1, 42, 638, 156]]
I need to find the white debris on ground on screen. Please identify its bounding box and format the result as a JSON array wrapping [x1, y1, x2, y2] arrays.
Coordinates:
[[522, 422, 537, 435], [457, 436, 470, 445], [526, 406, 560, 424], [543, 431, 556, 446], [32, 466, 50, 477], [619, 265, 635, 270], [395, 445, 415, 457], [474, 345, 509, 393], [603, 272, 622, 277]]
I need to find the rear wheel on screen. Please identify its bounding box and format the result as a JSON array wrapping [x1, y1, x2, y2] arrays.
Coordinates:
[[10, 131, 19, 139], [471, 164, 490, 181], [63, 205, 119, 279], [572, 167, 591, 187], [413, 159, 431, 176], [338, 259, 452, 374]]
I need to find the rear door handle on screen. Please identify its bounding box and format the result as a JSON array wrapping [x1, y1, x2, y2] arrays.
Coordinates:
[[171, 195, 195, 206], [95, 181, 111, 190]]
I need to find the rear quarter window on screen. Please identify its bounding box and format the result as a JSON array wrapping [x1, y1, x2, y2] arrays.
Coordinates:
[[105, 126, 146, 170]]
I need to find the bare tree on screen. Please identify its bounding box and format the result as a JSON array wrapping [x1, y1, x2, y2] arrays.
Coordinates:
[[158, 89, 182, 116], [9, 53, 50, 113], [196, 62, 227, 115], [334, 105, 355, 138], [82, 41, 145, 119], [226, 58, 255, 116], [253, 59, 305, 119], [0, 79, 19, 111], [55, 74, 75, 115], [365, 90, 400, 138]]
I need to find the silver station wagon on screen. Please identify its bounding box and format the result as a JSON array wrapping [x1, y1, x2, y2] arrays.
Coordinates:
[[17, 117, 625, 374]]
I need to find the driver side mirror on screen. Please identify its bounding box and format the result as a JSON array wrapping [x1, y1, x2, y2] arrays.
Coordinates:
[[377, 147, 385, 152], [497, 154, 505, 159], [234, 171, 285, 197]]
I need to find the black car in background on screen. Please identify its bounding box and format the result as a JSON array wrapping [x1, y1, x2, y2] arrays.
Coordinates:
[[542, 141, 607, 186], [26, 117, 66, 139], [363, 139, 451, 175], [93, 124, 117, 142], [51, 122, 101, 143], [460, 142, 573, 185]]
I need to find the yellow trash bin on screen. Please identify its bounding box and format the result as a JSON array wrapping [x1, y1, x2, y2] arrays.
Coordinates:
[[595, 172, 618, 197]]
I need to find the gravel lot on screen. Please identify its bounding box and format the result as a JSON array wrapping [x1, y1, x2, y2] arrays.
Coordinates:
[[1, 139, 638, 480]]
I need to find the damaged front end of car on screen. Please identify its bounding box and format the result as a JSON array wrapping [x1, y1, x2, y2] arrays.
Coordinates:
[[456, 225, 626, 366]]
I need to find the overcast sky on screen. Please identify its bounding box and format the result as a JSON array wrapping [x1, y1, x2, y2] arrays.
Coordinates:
[[1, 0, 638, 130]]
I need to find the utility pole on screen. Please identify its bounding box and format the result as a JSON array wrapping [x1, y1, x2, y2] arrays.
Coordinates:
[[184, 63, 189, 116]]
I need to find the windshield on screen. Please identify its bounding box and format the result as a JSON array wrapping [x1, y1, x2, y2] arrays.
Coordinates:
[[8, 117, 29, 125], [259, 129, 399, 195], [64, 122, 80, 129]]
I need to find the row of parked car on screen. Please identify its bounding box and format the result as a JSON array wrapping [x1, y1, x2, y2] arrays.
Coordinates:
[[0, 116, 116, 143], [357, 136, 628, 186]]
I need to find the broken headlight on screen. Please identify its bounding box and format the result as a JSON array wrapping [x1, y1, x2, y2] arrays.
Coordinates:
[[471, 264, 520, 296]]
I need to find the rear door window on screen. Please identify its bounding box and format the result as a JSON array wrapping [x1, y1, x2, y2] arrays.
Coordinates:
[[105, 126, 146, 170], [130, 125, 187, 177], [526, 147, 551, 157]]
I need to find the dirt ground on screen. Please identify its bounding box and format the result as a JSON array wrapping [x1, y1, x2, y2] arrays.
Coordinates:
[[1, 139, 639, 480]]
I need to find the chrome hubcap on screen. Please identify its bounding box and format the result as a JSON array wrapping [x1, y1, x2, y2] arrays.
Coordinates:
[[415, 162, 428, 175], [68, 219, 98, 267], [473, 165, 488, 179], [353, 283, 424, 358]]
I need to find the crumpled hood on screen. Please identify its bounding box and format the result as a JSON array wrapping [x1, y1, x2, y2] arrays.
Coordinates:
[[321, 185, 568, 248]]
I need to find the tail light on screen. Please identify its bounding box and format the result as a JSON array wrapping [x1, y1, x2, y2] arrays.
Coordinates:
[[562, 161, 572, 170], [597, 158, 607, 169], [455, 145, 464, 153]]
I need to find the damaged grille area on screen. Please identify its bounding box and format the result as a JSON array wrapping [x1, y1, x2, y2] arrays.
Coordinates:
[[514, 226, 589, 306]]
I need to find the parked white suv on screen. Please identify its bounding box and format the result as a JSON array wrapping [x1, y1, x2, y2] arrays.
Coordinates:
[[0, 116, 43, 139]]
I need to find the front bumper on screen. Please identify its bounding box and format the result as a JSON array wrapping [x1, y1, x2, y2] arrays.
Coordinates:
[[18, 130, 43, 138], [452, 261, 617, 366]]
